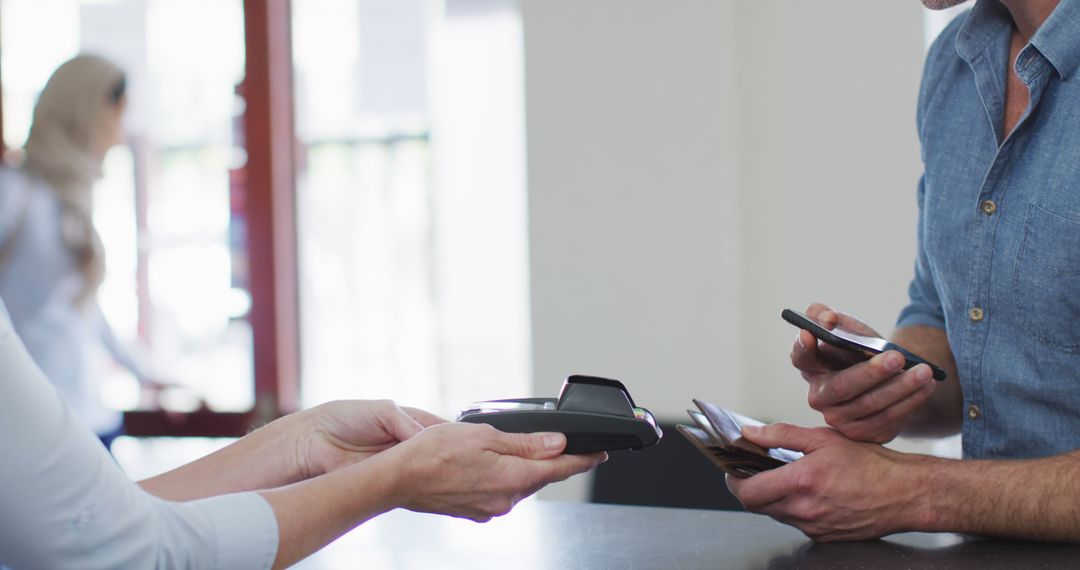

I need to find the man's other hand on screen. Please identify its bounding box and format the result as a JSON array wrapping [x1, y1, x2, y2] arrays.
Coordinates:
[[726, 422, 929, 541]]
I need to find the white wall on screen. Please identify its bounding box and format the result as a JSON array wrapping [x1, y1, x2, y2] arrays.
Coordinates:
[[524, 0, 744, 427], [523, 0, 927, 500], [735, 2, 926, 426]]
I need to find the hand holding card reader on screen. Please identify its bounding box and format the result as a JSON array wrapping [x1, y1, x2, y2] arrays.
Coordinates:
[[456, 375, 662, 454]]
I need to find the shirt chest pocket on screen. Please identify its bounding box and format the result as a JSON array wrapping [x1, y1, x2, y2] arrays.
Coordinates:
[[1013, 203, 1080, 353]]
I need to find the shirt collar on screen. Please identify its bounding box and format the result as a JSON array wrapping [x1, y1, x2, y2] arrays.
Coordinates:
[[957, 0, 1080, 81], [955, 0, 1012, 66], [1029, 0, 1080, 80]]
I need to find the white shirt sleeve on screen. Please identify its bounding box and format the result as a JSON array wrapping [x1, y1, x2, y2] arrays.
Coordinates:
[[0, 297, 279, 570]]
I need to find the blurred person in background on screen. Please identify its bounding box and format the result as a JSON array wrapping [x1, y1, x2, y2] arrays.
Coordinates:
[[0, 54, 165, 450]]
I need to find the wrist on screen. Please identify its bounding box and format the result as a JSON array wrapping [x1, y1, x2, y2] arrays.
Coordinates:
[[284, 408, 324, 481], [251, 409, 320, 484], [896, 453, 954, 533], [383, 443, 417, 510], [351, 444, 412, 513]]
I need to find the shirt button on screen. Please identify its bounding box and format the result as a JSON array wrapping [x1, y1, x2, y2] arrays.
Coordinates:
[[981, 200, 997, 215], [969, 307, 984, 322], [968, 404, 981, 420]]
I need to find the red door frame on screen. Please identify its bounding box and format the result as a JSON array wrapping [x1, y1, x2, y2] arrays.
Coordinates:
[[241, 0, 301, 423], [125, 0, 300, 436]]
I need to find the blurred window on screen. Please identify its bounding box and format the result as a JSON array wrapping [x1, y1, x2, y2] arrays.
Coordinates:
[[293, 0, 531, 415], [1, 0, 253, 412], [0, 0, 531, 426]]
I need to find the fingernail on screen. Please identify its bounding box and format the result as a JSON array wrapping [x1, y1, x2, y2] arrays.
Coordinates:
[[880, 352, 902, 371], [915, 365, 932, 383], [542, 433, 565, 450], [743, 424, 762, 437]]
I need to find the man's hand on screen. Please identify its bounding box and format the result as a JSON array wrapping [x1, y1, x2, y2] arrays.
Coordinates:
[[793, 303, 937, 443], [384, 422, 606, 522], [726, 423, 928, 541], [294, 400, 448, 479]]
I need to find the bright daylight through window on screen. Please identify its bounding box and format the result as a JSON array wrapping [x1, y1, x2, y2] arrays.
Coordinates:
[[1, 0, 531, 426]]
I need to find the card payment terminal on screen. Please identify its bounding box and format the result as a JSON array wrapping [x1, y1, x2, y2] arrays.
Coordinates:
[[456, 375, 662, 454]]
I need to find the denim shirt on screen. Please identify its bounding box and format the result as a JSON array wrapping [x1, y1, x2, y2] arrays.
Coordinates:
[[897, 0, 1080, 460]]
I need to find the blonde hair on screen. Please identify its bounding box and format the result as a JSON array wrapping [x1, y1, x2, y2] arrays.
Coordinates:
[[24, 54, 126, 304]]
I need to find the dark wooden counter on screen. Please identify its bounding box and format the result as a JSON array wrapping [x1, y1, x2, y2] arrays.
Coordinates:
[[297, 500, 1080, 569]]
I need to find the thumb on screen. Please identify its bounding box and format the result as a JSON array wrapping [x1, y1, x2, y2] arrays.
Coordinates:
[[740, 422, 833, 453], [488, 430, 567, 459], [383, 404, 425, 442], [824, 309, 881, 338], [403, 406, 449, 427]]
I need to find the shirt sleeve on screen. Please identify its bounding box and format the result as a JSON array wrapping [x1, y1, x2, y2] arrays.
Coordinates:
[[896, 175, 947, 331], [0, 296, 279, 570]]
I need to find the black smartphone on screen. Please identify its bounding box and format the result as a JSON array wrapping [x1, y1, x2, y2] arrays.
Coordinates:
[[781, 309, 947, 381]]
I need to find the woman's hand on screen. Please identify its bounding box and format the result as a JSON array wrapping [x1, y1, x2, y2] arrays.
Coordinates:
[[381, 422, 606, 522], [259, 421, 606, 569], [294, 400, 448, 479], [139, 399, 447, 502]]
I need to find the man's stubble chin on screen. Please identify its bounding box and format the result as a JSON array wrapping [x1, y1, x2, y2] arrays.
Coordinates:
[[922, 0, 969, 9]]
